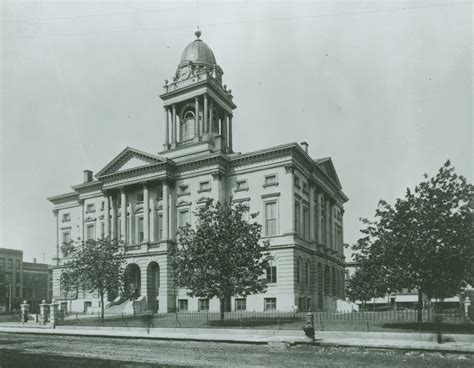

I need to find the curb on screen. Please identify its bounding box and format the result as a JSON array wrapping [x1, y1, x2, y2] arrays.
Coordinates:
[[1, 326, 473, 354]]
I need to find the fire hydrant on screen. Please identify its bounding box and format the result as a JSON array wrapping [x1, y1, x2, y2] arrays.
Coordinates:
[[302, 311, 315, 341]]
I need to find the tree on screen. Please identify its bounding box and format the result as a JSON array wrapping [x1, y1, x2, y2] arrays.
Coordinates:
[[346, 262, 386, 311], [61, 238, 125, 319], [352, 161, 474, 321], [172, 199, 271, 320]]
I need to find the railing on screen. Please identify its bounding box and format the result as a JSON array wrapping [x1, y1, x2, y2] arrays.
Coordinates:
[[55, 308, 473, 333]]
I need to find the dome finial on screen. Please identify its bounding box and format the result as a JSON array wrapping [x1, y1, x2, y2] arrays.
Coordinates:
[[195, 28, 202, 39]]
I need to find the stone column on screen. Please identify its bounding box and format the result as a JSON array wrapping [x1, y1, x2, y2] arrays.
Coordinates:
[[228, 115, 233, 152], [309, 185, 315, 241], [143, 183, 149, 243], [204, 94, 208, 132], [325, 198, 331, 249], [162, 181, 169, 240], [104, 194, 110, 239], [120, 188, 127, 243], [169, 183, 176, 240], [209, 99, 214, 134], [39, 300, 49, 325], [49, 302, 59, 327], [222, 113, 228, 150], [111, 195, 117, 240], [128, 202, 134, 244], [164, 107, 169, 148], [212, 171, 225, 204], [150, 196, 156, 242], [20, 301, 30, 323], [194, 96, 199, 139], [171, 105, 177, 144]]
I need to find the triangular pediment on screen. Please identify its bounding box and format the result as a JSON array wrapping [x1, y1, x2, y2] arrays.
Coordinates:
[[96, 147, 167, 177], [315, 157, 342, 188]]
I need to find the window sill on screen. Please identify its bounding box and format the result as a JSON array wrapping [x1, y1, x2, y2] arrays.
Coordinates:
[[197, 188, 211, 193], [234, 187, 249, 192], [177, 192, 191, 197], [263, 183, 279, 188]]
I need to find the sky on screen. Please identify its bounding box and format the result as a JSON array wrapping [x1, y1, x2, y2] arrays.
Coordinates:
[[1, 0, 472, 263]]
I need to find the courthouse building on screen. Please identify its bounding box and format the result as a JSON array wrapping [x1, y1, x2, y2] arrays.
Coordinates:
[[48, 30, 348, 313]]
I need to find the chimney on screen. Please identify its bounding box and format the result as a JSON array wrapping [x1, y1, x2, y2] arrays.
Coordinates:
[[300, 142, 308, 154], [33, 257, 36, 263], [83, 170, 93, 183]]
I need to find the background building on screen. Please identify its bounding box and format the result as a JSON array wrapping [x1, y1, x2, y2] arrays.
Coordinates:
[[0, 248, 51, 312], [48, 31, 348, 314]]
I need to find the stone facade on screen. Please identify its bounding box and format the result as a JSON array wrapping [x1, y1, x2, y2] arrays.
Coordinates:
[[48, 31, 348, 313]]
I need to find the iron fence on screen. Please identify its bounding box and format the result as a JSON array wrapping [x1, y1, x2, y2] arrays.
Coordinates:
[[56, 308, 473, 333]]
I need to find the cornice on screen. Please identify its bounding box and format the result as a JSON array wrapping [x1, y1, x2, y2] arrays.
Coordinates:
[[47, 192, 79, 205]]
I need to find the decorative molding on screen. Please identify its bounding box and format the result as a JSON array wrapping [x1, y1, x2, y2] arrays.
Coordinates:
[[176, 199, 192, 207], [285, 163, 295, 173], [232, 197, 251, 203], [196, 196, 213, 204], [261, 192, 281, 199]]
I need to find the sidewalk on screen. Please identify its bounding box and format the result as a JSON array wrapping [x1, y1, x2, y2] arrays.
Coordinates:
[[0, 322, 473, 354]]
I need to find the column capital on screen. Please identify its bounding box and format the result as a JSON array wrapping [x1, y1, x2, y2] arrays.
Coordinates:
[[285, 163, 295, 173], [212, 170, 225, 181]]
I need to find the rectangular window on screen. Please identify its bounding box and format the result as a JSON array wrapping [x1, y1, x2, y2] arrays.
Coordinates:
[[15, 287, 20, 298], [303, 206, 309, 239], [264, 174, 278, 187], [62, 232, 71, 244], [0, 258, 5, 269], [264, 201, 277, 236], [157, 214, 163, 240], [15, 260, 21, 269], [62, 213, 70, 222], [264, 298, 277, 311], [313, 205, 318, 240], [302, 182, 308, 194], [294, 176, 300, 188], [235, 298, 247, 311], [236, 179, 248, 191], [266, 266, 277, 284], [7, 259, 13, 269], [101, 222, 105, 238], [86, 203, 95, 212], [294, 201, 301, 234], [298, 297, 305, 311], [178, 299, 188, 311], [199, 181, 210, 192], [137, 194, 144, 203], [178, 185, 189, 195], [178, 210, 189, 227], [101, 201, 105, 210], [86, 224, 95, 240], [137, 217, 144, 242], [16, 272, 21, 284], [198, 299, 209, 311], [306, 298, 312, 311]]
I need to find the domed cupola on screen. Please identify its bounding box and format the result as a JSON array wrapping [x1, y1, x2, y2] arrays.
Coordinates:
[[174, 29, 223, 83], [160, 29, 236, 157], [179, 29, 216, 67]]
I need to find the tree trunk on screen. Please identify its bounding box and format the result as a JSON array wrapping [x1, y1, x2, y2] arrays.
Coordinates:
[[100, 291, 105, 320], [219, 298, 225, 321], [417, 288, 423, 324]]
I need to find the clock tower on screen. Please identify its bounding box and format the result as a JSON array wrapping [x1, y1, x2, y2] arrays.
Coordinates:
[[159, 29, 236, 160]]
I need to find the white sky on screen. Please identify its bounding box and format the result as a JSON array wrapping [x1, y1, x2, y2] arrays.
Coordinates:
[[1, 0, 472, 263]]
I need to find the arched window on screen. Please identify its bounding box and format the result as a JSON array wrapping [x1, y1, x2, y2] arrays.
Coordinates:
[[180, 110, 195, 141], [305, 261, 311, 286], [324, 265, 330, 295], [331, 267, 336, 296], [296, 257, 303, 284]]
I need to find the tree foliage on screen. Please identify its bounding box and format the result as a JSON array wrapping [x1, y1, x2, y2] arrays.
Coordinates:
[[172, 199, 271, 319], [61, 238, 125, 319], [351, 161, 474, 314]]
